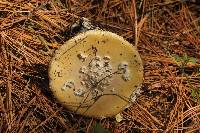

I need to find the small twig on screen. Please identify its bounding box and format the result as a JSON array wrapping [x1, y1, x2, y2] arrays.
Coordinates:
[[0, 94, 9, 131], [131, 0, 138, 47]]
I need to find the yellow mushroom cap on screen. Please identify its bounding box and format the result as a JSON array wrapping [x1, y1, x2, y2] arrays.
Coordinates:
[[49, 30, 143, 118]]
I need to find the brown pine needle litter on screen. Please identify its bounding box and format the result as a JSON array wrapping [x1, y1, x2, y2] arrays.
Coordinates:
[[0, 0, 200, 132]]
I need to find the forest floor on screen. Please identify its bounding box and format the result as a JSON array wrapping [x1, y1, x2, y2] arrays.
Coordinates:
[[0, 0, 200, 132]]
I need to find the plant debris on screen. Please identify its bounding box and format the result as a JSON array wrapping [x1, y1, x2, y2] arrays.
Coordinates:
[[0, 0, 200, 132]]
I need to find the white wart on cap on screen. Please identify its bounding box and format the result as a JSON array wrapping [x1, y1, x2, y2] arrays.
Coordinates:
[[49, 30, 143, 118]]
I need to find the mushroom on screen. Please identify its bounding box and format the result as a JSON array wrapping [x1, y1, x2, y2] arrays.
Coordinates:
[[48, 30, 143, 118]]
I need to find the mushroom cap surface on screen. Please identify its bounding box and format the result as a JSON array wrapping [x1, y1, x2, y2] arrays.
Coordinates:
[[49, 30, 143, 118]]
